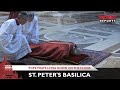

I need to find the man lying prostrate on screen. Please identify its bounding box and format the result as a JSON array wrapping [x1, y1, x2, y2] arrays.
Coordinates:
[[29, 41, 89, 64], [0, 11, 32, 62], [22, 11, 39, 44], [22, 12, 89, 65]]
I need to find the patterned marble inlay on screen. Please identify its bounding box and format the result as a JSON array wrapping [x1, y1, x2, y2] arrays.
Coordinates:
[[85, 23, 120, 32], [44, 31, 103, 44]]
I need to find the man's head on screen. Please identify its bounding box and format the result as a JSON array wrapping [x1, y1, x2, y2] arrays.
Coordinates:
[[27, 11, 34, 22], [18, 11, 28, 25]]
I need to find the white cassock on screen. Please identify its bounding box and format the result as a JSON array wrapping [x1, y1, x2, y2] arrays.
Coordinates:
[[22, 16, 39, 44], [0, 19, 32, 62]]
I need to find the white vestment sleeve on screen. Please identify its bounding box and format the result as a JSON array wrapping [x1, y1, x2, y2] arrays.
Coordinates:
[[22, 16, 39, 44], [0, 20, 32, 61], [31, 16, 39, 44], [0, 21, 15, 54]]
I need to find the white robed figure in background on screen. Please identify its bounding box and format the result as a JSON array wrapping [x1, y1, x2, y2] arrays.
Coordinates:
[[22, 11, 39, 44], [0, 11, 32, 62]]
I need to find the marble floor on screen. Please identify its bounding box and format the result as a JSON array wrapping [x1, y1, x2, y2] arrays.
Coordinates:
[[0, 11, 120, 68]]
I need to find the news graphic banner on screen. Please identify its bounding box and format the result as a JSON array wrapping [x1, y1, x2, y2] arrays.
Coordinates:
[[1, 63, 97, 79], [13, 65, 97, 79], [0, 56, 97, 79], [12, 65, 97, 71], [1, 52, 120, 79], [15, 65, 97, 79], [99, 15, 117, 23]]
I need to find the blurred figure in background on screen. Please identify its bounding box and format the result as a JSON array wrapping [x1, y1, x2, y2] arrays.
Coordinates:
[[22, 11, 39, 44], [8, 11, 21, 19]]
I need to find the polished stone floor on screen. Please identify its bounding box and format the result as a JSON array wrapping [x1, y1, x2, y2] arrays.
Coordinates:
[[0, 11, 120, 68]]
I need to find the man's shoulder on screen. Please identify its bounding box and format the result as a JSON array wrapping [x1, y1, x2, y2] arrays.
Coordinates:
[[7, 19, 15, 22], [1, 19, 15, 27], [5, 19, 16, 25]]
